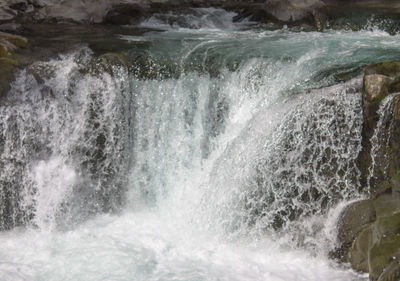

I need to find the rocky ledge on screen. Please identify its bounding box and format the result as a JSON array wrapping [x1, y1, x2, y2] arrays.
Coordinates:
[[336, 61, 400, 281]]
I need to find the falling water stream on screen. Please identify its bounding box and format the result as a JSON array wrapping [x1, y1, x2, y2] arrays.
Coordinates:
[[1, 8, 400, 281]]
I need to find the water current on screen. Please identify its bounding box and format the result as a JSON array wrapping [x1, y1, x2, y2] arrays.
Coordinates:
[[2, 8, 400, 281]]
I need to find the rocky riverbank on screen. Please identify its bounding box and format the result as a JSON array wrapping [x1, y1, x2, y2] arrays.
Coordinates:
[[335, 62, 400, 281]]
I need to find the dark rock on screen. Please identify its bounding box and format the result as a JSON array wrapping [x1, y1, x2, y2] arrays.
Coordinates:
[[357, 62, 400, 193], [265, 0, 325, 22], [0, 22, 22, 32], [0, 57, 17, 98], [104, 4, 147, 25]]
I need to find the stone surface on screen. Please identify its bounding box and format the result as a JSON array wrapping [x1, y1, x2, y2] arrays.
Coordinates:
[[336, 200, 376, 261], [0, 7, 16, 23], [363, 74, 394, 102], [357, 62, 400, 193], [350, 226, 372, 272], [104, 3, 147, 25], [369, 233, 400, 281], [0, 57, 17, 98], [265, 0, 325, 22]]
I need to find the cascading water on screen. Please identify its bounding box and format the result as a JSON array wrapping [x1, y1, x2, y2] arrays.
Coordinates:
[[367, 94, 399, 192], [2, 9, 400, 281]]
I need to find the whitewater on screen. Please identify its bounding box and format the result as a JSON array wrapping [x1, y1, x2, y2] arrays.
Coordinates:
[[1, 9, 400, 281]]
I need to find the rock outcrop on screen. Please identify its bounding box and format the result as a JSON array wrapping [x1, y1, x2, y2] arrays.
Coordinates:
[[337, 61, 400, 281]]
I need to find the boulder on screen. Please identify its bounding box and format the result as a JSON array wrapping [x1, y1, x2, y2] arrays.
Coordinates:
[[336, 200, 376, 261], [265, 0, 325, 22], [104, 3, 148, 25], [350, 226, 372, 273], [337, 196, 400, 280], [339, 61, 400, 279], [358, 62, 400, 193], [369, 232, 400, 281], [0, 7, 16, 23]]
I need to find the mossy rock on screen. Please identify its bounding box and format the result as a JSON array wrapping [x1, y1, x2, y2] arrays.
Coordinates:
[[375, 212, 400, 238], [369, 234, 400, 281], [359, 61, 400, 192], [373, 194, 400, 218], [377, 261, 400, 281], [350, 226, 373, 273], [0, 31, 28, 49], [365, 62, 400, 78], [80, 52, 128, 77], [392, 170, 400, 196], [394, 96, 400, 121], [0, 57, 18, 98]]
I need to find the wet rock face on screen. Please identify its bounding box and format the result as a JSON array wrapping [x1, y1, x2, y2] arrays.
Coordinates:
[[0, 31, 28, 98], [337, 195, 400, 281], [337, 62, 400, 281], [357, 62, 400, 193]]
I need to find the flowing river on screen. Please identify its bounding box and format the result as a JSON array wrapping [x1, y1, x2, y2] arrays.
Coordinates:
[[1, 8, 400, 281]]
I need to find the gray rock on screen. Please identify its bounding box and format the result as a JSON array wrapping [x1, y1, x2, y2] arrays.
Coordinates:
[[0, 7, 16, 23], [265, 0, 325, 22]]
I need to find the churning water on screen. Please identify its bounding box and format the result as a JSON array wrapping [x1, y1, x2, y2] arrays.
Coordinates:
[[1, 9, 400, 281]]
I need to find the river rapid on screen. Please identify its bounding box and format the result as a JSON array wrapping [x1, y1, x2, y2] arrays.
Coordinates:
[[1, 8, 400, 281]]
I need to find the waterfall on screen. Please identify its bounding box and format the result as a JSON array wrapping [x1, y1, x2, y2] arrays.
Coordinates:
[[3, 12, 400, 279], [367, 94, 398, 192]]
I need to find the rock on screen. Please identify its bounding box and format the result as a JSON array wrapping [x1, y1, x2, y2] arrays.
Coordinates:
[[79, 52, 128, 77], [377, 261, 400, 281], [265, 0, 325, 22], [0, 31, 28, 48], [0, 57, 18, 98], [0, 31, 27, 98], [363, 74, 394, 102], [338, 195, 400, 280], [369, 233, 400, 281], [0, 38, 17, 57], [0, 22, 22, 32], [29, 0, 47, 8], [104, 3, 147, 25], [339, 61, 400, 281], [0, 7, 16, 23], [358, 62, 400, 193], [336, 200, 376, 261], [350, 226, 373, 273]]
